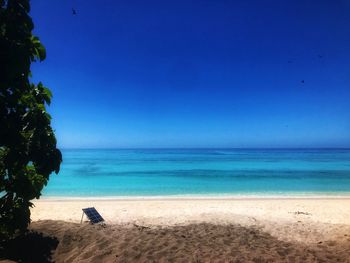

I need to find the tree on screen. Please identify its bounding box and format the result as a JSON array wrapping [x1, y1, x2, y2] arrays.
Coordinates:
[[0, 0, 62, 238]]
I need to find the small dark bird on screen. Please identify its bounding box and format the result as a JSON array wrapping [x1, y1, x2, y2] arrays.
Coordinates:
[[301, 80, 305, 84], [318, 55, 323, 58], [287, 61, 292, 63], [72, 8, 77, 15]]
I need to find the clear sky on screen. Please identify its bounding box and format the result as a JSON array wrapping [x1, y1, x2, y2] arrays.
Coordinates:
[[30, 0, 350, 148]]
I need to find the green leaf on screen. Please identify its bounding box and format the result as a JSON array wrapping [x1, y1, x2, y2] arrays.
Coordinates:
[[37, 44, 46, 61], [0, 0, 61, 238], [31, 36, 46, 61]]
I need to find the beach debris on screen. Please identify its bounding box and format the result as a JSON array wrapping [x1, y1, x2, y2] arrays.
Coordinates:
[[292, 211, 311, 216], [133, 223, 151, 231], [249, 216, 257, 222]]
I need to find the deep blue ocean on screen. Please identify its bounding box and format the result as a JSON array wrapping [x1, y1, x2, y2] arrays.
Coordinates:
[[43, 149, 350, 197]]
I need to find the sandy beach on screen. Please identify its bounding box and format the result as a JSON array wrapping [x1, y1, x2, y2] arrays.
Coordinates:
[[3, 197, 346, 262], [31, 196, 350, 226], [3, 0, 350, 261]]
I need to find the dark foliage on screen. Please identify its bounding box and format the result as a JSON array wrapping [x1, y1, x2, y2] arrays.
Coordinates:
[[0, 231, 59, 263], [0, 0, 62, 238]]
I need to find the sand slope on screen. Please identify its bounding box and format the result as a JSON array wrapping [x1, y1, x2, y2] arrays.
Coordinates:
[[1, 198, 350, 262], [1, 219, 349, 263]]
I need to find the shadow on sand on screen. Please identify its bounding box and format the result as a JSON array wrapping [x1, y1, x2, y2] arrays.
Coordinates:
[[0, 231, 58, 263]]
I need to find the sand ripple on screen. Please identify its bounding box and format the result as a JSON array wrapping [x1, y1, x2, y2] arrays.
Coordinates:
[[1, 220, 348, 263]]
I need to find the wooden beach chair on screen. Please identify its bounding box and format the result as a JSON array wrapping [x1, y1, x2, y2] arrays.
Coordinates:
[[81, 207, 105, 224]]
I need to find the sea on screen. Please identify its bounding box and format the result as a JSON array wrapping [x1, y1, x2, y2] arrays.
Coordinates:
[[42, 148, 350, 197]]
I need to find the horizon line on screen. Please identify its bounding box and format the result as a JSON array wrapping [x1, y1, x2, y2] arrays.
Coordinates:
[[58, 147, 350, 150]]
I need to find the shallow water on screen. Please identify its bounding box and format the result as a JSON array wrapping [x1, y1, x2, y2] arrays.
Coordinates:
[[43, 148, 350, 197]]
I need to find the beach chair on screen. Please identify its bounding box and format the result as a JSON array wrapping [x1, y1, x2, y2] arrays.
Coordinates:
[[81, 207, 105, 224]]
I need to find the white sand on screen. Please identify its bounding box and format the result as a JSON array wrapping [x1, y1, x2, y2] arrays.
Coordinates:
[[32, 197, 350, 225], [31, 197, 350, 242]]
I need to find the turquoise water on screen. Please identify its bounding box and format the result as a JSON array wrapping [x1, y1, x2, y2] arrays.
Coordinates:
[[43, 149, 350, 197]]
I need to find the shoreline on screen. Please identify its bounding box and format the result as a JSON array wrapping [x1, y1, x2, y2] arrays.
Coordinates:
[[37, 193, 350, 201]]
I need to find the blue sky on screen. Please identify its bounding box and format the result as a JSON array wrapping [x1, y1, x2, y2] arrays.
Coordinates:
[[30, 0, 350, 148]]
